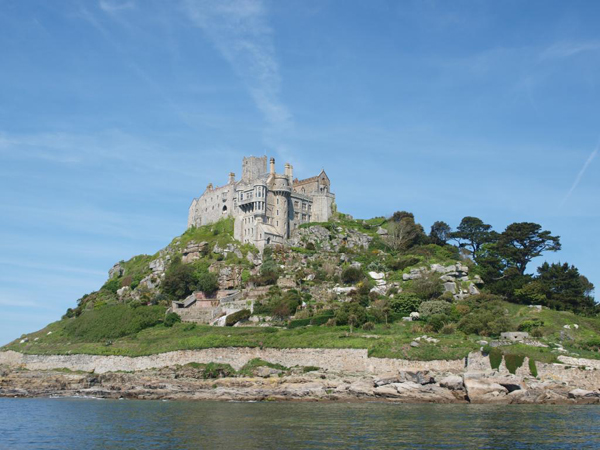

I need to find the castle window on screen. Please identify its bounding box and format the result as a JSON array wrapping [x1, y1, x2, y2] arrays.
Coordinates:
[[308, 205, 312, 212], [222, 205, 227, 213], [276, 209, 279, 216]]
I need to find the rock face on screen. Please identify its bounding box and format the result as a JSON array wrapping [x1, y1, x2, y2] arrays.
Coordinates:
[[182, 241, 209, 264], [108, 263, 123, 279], [401, 263, 481, 300]]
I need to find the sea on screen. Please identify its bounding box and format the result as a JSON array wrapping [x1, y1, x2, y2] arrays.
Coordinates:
[[0, 398, 599, 449]]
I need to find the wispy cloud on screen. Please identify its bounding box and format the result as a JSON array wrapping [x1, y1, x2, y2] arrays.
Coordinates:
[[99, 0, 135, 14], [182, 0, 292, 152], [561, 143, 599, 207], [539, 41, 600, 61]]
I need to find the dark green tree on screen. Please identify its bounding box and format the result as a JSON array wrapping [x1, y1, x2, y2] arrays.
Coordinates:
[[195, 271, 219, 296], [451, 216, 496, 260], [429, 221, 452, 246], [161, 261, 197, 299], [496, 223, 561, 275], [525, 262, 597, 314]]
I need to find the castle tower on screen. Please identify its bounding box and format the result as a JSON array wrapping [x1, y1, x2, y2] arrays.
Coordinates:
[[271, 175, 291, 238]]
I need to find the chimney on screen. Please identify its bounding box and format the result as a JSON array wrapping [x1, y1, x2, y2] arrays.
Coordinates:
[[229, 172, 235, 184], [270, 157, 275, 174]]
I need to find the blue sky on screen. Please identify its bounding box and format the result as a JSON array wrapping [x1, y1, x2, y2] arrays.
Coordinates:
[[1, 0, 599, 345]]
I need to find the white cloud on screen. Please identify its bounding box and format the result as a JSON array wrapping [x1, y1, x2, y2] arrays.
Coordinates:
[[99, 0, 135, 14], [182, 0, 292, 149], [539, 41, 600, 61]]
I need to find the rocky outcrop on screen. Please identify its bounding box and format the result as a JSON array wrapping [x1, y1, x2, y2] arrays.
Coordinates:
[[108, 263, 123, 279]]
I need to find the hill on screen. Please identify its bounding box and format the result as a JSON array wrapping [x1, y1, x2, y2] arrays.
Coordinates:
[[4, 212, 599, 366]]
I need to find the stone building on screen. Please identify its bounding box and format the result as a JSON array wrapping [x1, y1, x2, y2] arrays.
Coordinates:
[[188, 156, 335, 250]]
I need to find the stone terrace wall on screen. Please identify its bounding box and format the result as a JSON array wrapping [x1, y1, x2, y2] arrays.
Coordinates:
[[0, 348, 462, 375]]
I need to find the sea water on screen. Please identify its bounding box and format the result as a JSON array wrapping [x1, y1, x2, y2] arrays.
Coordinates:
[[0, 398, 599, 449]]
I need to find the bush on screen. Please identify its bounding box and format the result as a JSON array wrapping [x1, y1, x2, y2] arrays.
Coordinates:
[[335, 302, 367, 327], [195, 271, 219, 295], [102, 277, 122, 294], [389, 293, 422, 316], [64, 305, 165, 341], [418, 300, 452, 318], [440, 323, 456, 335], [161, 261, 197, 299], [427, 314, 449, 332], [518, 319, 544, 333], [390, 256, 421, 271], [409, 274, 443, 300], [225, 309, 251, 326], [457, 306, 510, 337], [504, 353, 525, 375], [529, 358, 538, 377], [203, 363, 235, 379], [341, 267, 363, 284], [164, 312, 181, 327], [362, 321, 375, 331]]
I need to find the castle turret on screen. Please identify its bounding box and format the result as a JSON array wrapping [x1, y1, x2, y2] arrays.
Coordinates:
[[284, 163, 293, 181]]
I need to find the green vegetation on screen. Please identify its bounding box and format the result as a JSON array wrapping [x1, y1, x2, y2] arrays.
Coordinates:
[[62, 305, 166, 341], [5, 208, 598, 366]]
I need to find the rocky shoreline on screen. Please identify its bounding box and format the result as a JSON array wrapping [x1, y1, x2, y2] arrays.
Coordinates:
[[1, 350, 600, 404]]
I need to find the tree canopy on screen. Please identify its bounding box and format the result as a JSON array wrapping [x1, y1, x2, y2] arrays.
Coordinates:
[[495, 222, 561, 275]]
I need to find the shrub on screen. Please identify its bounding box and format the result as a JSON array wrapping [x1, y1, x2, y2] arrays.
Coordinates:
[[488, 347, 503, 370], [418, 300, 452, 318], [64, 305, 165, 341], [341, 267, 363, 284], [195, 271, 219, 295], [335, 302, 367, 327], [102, 277, 121, 294], [409, 274, 443, 300], [362, 321, 375, 331], [389, 293, 422, 316], [440, 323, 456, 335], [225, 309, 251, 326], [390, 256, 420, 271], [305, 242, 316, 251], [427, 314, 449, 332], [529, 358, 538, 377], [457, 300, 511, 337], [164, 312, 181, 327], [504, 353, 525, 375], [517, 319, 544, 333], [203, 363, 235, 379]]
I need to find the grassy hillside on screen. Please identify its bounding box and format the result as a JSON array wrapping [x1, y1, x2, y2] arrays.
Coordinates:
[[3, 213, 599, 364]]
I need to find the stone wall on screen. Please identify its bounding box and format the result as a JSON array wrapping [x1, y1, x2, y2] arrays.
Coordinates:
[[0, 348, 462, 375]]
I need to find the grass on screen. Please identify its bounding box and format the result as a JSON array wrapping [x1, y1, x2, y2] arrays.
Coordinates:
[[5, 319, 480, 361], [5, 301, 600, 363]]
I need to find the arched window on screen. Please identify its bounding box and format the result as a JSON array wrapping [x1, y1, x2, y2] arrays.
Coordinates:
[[222, 205, 227, 213]]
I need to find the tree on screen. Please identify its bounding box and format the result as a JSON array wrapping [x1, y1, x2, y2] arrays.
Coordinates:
[[429, 221, 452, 246], [496, 223, 561, 275], [195, 271, 219, 296], [531, 262, 596, 314], [386, 213, 425, 251], [451, 216, 496, 260], [161, 262, 197, 299]]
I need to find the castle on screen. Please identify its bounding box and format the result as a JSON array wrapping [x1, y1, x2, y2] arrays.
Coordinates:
[[187, 156, 335, 250]]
